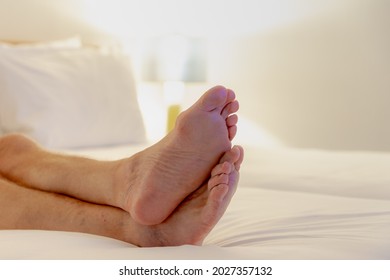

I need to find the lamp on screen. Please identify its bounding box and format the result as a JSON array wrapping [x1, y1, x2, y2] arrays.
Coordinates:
[[141, 35, 206, 132]]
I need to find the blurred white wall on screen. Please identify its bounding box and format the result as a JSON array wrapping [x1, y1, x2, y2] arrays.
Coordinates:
[[0, 0, 389, 151], [207, 0, 390, 151]]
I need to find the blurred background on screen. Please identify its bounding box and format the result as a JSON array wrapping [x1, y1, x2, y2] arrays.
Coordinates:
[[1, 0, 389, 151]]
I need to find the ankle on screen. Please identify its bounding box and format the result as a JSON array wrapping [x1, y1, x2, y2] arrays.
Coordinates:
[[112, 157, 137, 210]]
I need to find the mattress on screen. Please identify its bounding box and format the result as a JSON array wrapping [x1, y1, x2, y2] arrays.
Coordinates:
[[1, 144, 389, 260]]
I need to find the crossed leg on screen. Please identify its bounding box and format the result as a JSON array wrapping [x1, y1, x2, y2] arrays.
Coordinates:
[[0, 86, 239, 225], [0, 146, 243, 246], [0, 174, 127, 240]]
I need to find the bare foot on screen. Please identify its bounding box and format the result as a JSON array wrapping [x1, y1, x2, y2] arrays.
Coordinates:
[[125, 146, 244, 247], [116, 86, 239, 225]]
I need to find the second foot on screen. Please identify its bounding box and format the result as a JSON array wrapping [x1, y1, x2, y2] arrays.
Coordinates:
[[125, 145, 244, 247]]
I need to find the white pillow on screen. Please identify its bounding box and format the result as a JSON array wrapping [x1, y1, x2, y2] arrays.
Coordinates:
[[0, 47, 146, 148], [0, 37, 81, 138], [0, 37, 81, 49]]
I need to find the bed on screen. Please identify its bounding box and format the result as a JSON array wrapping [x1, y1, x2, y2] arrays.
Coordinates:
[[0, 39, 389, 260]]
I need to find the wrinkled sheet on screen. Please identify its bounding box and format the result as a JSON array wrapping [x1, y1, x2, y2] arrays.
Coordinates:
[[1, 145, 389, 259]]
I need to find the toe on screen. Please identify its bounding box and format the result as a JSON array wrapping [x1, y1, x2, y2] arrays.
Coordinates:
[[226, 89, 236, 103], [234, 145, 244, 171], [208, 174, 229, 190], [222, 100, 239, 119], [202, 184, 229, 225], [198, 86, 228, 112], [226, 114, 238, 127], [203, 175, 238, 226], [228, 125, 237, 140], [209, 184, 229, 203], [211, 161, 232, 177], [219, 146, 241, 164]]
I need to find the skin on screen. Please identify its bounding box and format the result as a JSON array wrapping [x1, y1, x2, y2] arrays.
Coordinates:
[[0, 85, 239, 226], [0, 146, 243, 246], [0, 85, 243, 246]]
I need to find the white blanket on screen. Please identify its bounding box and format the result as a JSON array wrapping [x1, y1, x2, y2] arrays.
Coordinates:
[[1, 145, 389, 259]]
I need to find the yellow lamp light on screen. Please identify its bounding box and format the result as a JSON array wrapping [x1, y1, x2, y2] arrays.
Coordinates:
[[141, 35, 206, 133]]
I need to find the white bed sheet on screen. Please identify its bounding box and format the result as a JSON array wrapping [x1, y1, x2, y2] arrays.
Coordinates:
[[1, 144, 389, 259]]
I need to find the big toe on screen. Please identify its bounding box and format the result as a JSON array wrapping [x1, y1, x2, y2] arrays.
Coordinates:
[[198, 86, 235, 112]]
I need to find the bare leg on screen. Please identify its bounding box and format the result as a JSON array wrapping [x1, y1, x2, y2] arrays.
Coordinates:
[[0, 175, 128, 240], [0, 147, 243, 246], [0, 86, 239, 225], [0, 136, 121, 208]]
